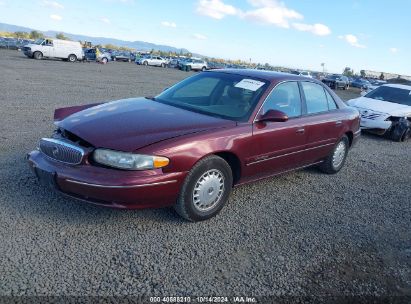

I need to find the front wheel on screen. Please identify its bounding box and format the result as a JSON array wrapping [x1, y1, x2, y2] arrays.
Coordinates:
[[174, 155, 233, 222], [143, 61, 148, 66], [319, 135, 349, 174], [101, 57, 108, 64], [33, 51, 43, 60]]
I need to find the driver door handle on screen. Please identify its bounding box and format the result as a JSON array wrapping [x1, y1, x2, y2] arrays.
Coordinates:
[[296, 128, 305, 134]]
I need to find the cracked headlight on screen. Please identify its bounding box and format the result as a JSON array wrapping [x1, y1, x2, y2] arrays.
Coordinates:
[[93, 149, 169, 170]]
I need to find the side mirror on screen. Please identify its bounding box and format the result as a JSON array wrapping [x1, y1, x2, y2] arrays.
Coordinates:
[[257, 110, 288, 123]]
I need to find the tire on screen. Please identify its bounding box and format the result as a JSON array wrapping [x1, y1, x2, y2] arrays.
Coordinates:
[[68, 54, 77, 62], [401, 128, 411, 141], [161, 63, 165, 68], [318, 135, 349, 174], [33, 51, 43, 60], [101, 57, 108, 64], [201, 66, 206, 71], [143, 61, 148, 66], [174, 155, 233, 222]]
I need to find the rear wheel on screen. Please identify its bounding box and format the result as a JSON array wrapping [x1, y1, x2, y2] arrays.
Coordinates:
[[319, 135, 349, 174], [101, 57, 108, 64], [33, 51, 43, 60], [143, 61, 148, 66], [161, 63, 166, 68], [174, 155, 233, 222], [201, 66, 206, 71], [68, 54, 77, 62]]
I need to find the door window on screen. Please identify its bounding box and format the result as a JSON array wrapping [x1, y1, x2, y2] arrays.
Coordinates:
[[301, 82, 329, 114], [262, 82, 302, 118]]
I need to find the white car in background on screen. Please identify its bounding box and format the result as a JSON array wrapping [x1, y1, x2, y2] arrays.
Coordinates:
[[137, 55, 168, 67], [347, 84, 411, 141], [22, 38, 83, 62]]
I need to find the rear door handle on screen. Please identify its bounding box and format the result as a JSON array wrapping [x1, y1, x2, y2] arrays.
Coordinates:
[[296, 128, 305, 134]]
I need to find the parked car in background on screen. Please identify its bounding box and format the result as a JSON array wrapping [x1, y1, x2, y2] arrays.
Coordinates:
[[347, 84, 411, 141], [351, 78, 371, 89], [299, 71, 313, 78], [28, 70, 360, 221], [168, 58, 180, 68], [83, 48, 111, 63], [322, 75, 350, 90], [111, 51, 135, 62], [208, 62, 227, 70], [360, 80, 387, 95], [180, 59, 208, 71], [137, 55, 168, 67], [22, 38, 82, 62]]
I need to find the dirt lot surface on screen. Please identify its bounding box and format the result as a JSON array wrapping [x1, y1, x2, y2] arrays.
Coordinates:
[[0, 49, 410, 299]]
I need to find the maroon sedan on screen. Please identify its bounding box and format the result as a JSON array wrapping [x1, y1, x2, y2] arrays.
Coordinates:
[[28, 70, 360, 221]]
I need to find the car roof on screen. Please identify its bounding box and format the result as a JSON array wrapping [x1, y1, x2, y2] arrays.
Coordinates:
[[382, 84, 411, 90], [207, 69, 314, 82]]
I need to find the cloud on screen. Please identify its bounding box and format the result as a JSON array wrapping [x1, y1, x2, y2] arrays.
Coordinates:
[[41, 0, 64, 9], [338, 34, 366, 48], [161, 21, 177, 28], [292, 23, 331, 36], [49, 14, 62, 21], [196, 0, 238, 19], [101, 17, 111, 24], [0, 1, 5, 6], [389, 47, 398, 54], [242, 0, 303, 28], [196, 0, 331, 36], [192, 33, 208, 40]]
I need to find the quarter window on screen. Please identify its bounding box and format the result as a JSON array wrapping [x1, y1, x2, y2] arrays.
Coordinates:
[[302, 82, 329, 114], [262, 82, 302, 118], [324, 89, 337, 110]]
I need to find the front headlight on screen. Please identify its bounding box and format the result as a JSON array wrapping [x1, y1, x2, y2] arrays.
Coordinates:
[[93, 149, 169, 170]]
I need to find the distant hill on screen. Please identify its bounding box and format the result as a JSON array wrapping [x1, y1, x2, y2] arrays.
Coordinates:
[[0, 22, 192, 54]]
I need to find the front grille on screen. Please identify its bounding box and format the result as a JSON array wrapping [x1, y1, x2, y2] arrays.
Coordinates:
[[39, 138, 84, 165], [361, 113, 381, 120]]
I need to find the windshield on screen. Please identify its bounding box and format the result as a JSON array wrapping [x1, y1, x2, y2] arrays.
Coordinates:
[[33, 39, 44, 45], [155, 72, 269, 121], [365, 86, 411, 106]]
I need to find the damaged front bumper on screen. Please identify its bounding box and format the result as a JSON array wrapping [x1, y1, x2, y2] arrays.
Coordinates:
[[27, 150, 187, 209]]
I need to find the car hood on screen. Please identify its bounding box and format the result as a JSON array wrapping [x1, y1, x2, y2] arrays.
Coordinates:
[[57, 97, 236, 152], [347, 97, 411, 116]]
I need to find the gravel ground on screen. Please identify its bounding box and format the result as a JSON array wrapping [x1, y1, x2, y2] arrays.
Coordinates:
[[0, 49, 410, 299]]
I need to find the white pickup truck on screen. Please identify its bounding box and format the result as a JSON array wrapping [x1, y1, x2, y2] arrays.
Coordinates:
[[22, 38, 83, 62]]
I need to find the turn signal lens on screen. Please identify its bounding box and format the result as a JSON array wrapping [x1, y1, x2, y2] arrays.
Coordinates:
[[153, 156, 170, 168]]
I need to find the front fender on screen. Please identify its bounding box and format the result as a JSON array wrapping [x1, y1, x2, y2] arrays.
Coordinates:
[[54, 103, 103, 122]]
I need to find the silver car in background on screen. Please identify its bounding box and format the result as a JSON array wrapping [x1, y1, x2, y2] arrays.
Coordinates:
[[137, 55, 168, 67]]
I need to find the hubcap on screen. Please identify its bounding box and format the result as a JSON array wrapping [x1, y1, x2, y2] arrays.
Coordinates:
[[332, 141, 346, 168], [193, 169, 225, 212]]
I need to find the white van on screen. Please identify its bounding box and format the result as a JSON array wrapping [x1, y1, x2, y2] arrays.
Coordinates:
[[22, 38, 83, 62]]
